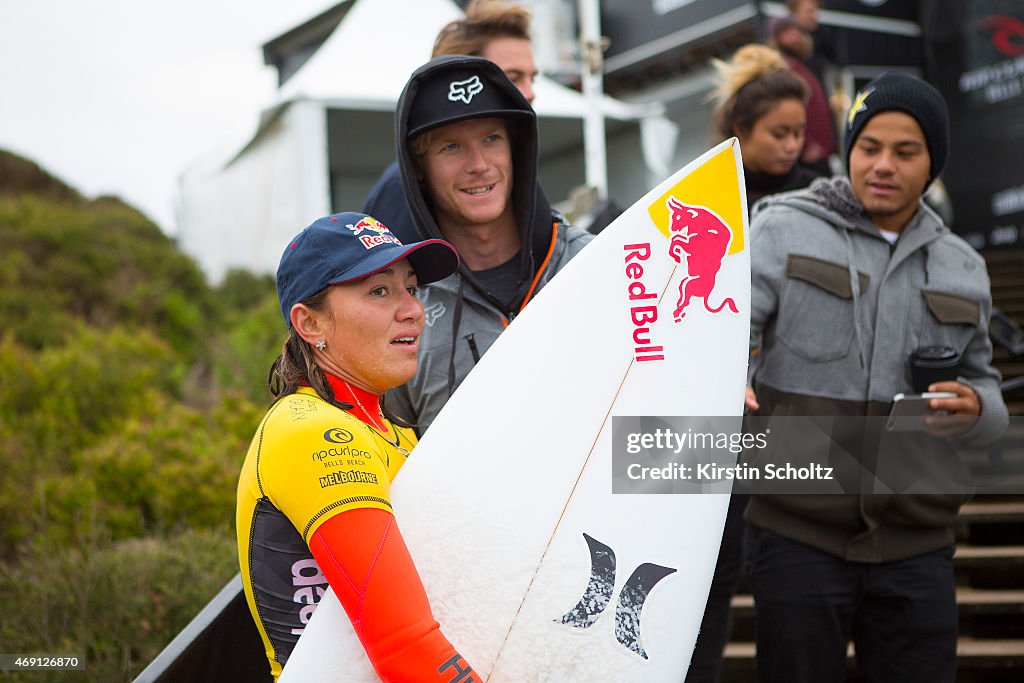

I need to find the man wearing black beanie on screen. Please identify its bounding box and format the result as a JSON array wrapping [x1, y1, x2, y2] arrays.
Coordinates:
[[844, 70, 950, 189], [742, 71, 1008, 681]]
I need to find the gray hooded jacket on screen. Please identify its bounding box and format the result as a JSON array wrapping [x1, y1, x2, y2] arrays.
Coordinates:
[[746, 176, 1008, 562]]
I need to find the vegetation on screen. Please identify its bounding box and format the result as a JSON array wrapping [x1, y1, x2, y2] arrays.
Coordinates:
[[0, 150, 278, 681]]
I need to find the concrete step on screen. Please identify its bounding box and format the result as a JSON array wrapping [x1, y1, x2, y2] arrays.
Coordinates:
[[955, 637, 1024, 664], [955, 545, 1024, 589], [954, 545, 1024, 566], [960, 501, 1024, 522], [720, 638, 1024, 668], [729, 588, 1024, 618], [958, 499, 1024, 549], [719, 645, 1024, 683], [957, 588, 1024, 614]]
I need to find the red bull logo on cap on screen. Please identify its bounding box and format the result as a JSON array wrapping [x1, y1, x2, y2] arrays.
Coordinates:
[[665, 197, 739, 323], [346, 217, 402, 250]]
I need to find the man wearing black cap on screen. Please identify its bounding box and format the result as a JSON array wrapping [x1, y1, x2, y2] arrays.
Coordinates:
[[363, 0, 539, 241], [386, 55, 591, 432], [743, 72, 1008, 681]]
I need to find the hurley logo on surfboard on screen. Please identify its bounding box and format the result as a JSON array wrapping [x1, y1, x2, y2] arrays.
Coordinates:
[[556, 533, 676, 660]]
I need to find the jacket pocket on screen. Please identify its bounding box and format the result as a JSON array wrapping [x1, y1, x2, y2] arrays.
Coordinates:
[[919, 290, 979, 352], [776, 255, 868, 362]]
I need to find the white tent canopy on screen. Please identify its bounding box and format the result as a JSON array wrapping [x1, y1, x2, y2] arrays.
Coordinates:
[[276, 0, 650, 119], [177, 0, 674, 282]]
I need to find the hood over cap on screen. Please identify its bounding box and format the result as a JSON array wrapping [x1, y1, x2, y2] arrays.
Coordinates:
[[395, 55, 556, 317]]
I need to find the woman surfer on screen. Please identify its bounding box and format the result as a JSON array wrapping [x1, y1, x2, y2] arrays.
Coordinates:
[[236, 212, 474, 682]]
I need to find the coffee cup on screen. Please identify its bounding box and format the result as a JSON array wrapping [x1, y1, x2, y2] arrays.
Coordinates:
[[910, 346, 960, 393]]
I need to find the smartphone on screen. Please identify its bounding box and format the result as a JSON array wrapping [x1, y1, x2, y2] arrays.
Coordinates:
[[886, 392, 958, 432]]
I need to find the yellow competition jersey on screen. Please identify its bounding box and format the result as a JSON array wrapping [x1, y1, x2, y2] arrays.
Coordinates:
[[236, 387, 416, 679]]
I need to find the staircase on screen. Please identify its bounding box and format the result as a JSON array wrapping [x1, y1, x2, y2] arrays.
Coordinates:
[[720, 249, 1024, 681]]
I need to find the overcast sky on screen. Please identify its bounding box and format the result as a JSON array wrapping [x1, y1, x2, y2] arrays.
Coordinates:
[[0, 0, 336, 235]]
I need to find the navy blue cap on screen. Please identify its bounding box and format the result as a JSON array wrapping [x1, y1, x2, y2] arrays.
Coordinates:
[[276, 212, 459, 327]]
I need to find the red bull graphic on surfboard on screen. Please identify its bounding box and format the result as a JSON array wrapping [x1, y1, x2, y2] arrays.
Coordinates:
[[665, 197, 739, 322], [623, 242, 663, 363], [620, 142, 746, 365]]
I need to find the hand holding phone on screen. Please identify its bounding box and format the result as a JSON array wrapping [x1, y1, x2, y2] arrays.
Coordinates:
[[886, 392, 958, 432]]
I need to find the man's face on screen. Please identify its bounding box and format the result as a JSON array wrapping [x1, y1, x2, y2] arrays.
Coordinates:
[[481, 37, 538, 103], [419, 117, 514, 233], [792, 0, 819, 32], [849, 111, 932, 232], [776, 25, 812, 61]]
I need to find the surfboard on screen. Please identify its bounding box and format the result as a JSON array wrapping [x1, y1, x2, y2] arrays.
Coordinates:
[[279, 138, 750, 682]]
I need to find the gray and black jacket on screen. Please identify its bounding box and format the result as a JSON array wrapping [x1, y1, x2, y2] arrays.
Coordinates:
[[746, 176, 1008, 562], [386, 56, 592, 432]]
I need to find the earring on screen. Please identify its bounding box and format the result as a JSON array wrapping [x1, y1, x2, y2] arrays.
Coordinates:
[[315, 340, 327, 351]]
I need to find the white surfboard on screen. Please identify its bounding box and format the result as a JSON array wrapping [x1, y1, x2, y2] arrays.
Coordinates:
[[280, 139, 750, 682]]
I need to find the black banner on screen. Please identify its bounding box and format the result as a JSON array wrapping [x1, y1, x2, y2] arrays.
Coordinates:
[[817, 0, 923, 67], [924, 0, 1024, 249], [601, 0, 758, 72]]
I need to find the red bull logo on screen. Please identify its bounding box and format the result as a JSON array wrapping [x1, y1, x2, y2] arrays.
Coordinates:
[[624, 243, 664, 363], [665, 196, 739, 323], [347, 217, 402, 249]]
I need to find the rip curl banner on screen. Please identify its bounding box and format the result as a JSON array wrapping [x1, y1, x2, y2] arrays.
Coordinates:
[[924, 0, 1024, 250]]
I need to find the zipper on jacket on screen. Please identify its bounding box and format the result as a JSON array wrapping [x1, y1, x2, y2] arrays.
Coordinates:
[[465, 333, 482, 363], [516, 221, 560, 316]]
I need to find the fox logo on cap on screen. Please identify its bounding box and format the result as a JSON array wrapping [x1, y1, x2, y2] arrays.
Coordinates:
[[448, 75, 484, 104]]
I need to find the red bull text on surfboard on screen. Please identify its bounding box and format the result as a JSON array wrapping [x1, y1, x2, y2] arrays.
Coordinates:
[[623, 242, 664, 363]]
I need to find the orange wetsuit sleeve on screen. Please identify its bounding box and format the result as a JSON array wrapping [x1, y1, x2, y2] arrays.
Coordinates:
[[309, 507, 479, 683]]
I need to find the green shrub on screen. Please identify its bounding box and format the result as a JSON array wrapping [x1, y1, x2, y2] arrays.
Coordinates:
[[0, 529, 238, 683], [0, 150, 277, 680], [213, 294, 282, 405], [0, 149, 82, 202], [0, 195, 212, 358], [216, 269, 276, 312], [0, 326, 181, 451]]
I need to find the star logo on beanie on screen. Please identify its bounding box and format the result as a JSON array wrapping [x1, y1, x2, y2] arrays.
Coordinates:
[[847, 87, 872, 129], [847, 88, 874, 128]]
